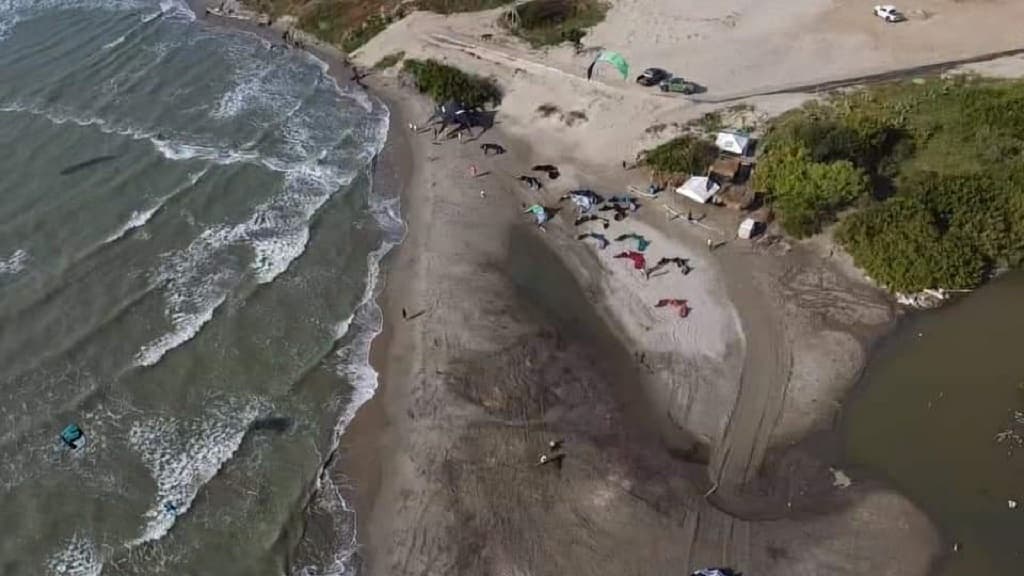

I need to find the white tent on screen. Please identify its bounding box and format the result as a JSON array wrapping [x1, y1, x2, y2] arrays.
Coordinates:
[[715, 131, 751, 156], [676, 176, 720, 204]]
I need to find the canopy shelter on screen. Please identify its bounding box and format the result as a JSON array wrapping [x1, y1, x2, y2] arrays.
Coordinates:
[[676, 176, 720, 204], [425, 100, 483, 135], [715, 131, 751, 156]]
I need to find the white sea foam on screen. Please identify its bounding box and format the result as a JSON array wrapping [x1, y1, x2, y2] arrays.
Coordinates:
[[104, 168, 209, 245], [127, 400, 264, 545], [0, 248, 29, 276], [46, 534, 103, 576], [101, 34, 125, 50], [302, 113, 402, 576], [105, 207, 159, 243], [132, 224, 237, 367]]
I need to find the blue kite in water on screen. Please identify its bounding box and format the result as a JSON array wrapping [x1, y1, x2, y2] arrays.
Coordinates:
[[60, 424, 84, 450]]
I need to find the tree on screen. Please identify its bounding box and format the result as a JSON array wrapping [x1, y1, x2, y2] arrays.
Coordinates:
[[754, 145, 869, 237]]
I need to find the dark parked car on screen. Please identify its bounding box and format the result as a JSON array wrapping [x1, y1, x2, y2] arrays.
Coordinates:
[[659, 76, 701, 94], [636, 67, 671, 86]]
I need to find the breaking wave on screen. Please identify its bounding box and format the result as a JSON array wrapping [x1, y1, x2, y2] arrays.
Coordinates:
[[0, 248, 29, 276], [103, 168, 210, 245], [127, 399, 266, 545], [46, 534, 103, 576]]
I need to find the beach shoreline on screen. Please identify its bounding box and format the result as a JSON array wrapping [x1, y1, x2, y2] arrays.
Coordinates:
[[342, 77, 942, 574], [189, 2, 944, 574]]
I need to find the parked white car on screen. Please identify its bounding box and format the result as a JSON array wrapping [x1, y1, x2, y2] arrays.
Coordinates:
[[874, 5, 906, 22]]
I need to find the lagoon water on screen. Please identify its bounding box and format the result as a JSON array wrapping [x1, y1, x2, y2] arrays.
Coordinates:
[[844, 272, 1024, 576], [0, 1, 399, 574]]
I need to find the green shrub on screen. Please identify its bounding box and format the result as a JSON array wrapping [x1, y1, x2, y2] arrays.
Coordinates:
[[642, 134, 718, 178], [373, 51, 405, 70], [838, 196, 985, 291], [341, 13, 391, 52], [509, 0, 609, 47], [754, 145, 869, 237], [402, 59, 503, 108], [754, 77, 1024, 290], [416, 0, 511, 14]]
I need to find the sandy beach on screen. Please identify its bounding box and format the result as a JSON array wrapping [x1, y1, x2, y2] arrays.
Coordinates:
[[336, 81, 937, 574], [190, 0, 1024, 572]]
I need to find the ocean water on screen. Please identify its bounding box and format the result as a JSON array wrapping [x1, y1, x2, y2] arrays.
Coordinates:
[[0, 1, 400, 574]]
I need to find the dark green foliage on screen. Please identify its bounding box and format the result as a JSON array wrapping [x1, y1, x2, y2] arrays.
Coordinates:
[[416, 0, 512, 13], [838, 196, 986, 291], [642, 134, 718, 178], [402, 59, 503, 108], [295, 2, 395, 50], [373, 51, 405, 70], [340, 14, 391, 52], [754, 145, 869, 238], [509, 0, 609, 47], [757, 76, 1024, 291]]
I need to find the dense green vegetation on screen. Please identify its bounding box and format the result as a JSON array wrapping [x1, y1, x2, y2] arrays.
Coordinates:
[[417, 0, 512, 14], [755, 77, 1024, 291], [641, 134, 718, 179], [507, 0, 609, 47], [402, 59, 503, 108]]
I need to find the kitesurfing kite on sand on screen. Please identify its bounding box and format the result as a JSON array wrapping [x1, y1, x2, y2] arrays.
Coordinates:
[[586, 50, 629, 80]]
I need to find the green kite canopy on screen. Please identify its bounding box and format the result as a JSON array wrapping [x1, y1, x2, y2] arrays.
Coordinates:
[[587, 50, 629, 80]]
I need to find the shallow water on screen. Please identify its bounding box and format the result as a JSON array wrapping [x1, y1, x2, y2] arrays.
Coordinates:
[[843, 271, 1024, 575], [0, 2, 400, 574]]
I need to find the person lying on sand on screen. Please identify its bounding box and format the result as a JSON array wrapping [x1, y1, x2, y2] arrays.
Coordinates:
[[480, 143, 506, 155], [574, 214, 610, 229], [577, 233, 610, 250], [655, 298, 691, 318]]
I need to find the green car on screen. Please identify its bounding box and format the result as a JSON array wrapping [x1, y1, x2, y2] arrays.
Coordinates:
[[659, 77, 700, 94]]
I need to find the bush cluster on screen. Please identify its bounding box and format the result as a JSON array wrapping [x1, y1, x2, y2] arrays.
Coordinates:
[[509, 0, 609, 47], [755, 77, 1024, 291], [402, 59, 503, 108], [641, 135, 718, 179]]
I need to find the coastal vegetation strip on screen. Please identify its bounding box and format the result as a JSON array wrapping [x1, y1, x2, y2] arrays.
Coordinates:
[[373, 50, 405, 70], [641, 134, 718, 183], [503, 0, 610, 47], [243, 0, 514, 52], [753, 77, 1024, 292], [402, 58, 503, 107]]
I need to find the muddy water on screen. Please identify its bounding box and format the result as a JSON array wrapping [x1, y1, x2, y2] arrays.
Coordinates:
[[843, 271, 1024, 575]]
